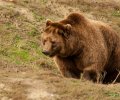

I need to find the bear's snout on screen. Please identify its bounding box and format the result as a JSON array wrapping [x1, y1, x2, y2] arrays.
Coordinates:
[[42, 51, 50, 56]]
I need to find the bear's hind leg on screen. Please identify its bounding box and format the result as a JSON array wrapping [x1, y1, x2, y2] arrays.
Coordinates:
[[83, 70, 97, 82]]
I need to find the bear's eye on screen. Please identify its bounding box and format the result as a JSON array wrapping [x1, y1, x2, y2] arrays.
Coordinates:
[[58, 30, 64, 35], [51, 41, 56, 45], [43, 40, 46, 45]]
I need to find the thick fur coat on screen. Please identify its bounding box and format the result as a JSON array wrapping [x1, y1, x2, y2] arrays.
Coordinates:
[[41, 13, 120, 83]]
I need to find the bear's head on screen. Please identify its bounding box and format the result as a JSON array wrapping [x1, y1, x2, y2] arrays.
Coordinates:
[[41, 19, 72, 57]]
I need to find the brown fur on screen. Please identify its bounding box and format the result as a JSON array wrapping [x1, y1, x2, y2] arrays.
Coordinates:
[[41, 13, 120, 83]]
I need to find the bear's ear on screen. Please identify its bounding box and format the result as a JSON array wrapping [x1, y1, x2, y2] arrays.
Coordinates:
[[64, 24, 72, 38], [64, 24, 72, 31], [58, 24, 72, 39], [46, 19, 53, 26]]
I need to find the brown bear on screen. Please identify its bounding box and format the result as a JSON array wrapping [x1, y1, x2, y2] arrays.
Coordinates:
[[41, 12, 120, 83]]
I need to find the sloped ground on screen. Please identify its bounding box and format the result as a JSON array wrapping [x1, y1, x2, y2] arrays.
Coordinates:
[[0, 61, 120, 100], [0, 0, 120, 100]]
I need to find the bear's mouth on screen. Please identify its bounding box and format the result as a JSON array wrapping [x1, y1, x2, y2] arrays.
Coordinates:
[[42, 51, 57, 57], [42, 47, 61, 57], [48, 50, 60, 57], [48, 50, 59, 57], [48, 53, 56, 57]]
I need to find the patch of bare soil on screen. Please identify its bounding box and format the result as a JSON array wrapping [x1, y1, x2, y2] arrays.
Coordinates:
[[0, 61, 59, 100], [0, 60, 120, 100]]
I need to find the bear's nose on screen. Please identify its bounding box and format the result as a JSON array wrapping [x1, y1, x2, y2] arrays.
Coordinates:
[[42, 51, 50, 56]]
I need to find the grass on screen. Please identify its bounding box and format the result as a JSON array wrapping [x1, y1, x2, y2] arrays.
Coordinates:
[[0, 3, 48, 66], [27, 27, 39, 36], [104, 91, 120, 98], [32, 11, 45, 22], [112, 10, 120, 17]]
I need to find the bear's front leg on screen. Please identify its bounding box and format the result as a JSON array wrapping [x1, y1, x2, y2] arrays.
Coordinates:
[[83, 67, 104, 83], [54, 56, 81, 79]]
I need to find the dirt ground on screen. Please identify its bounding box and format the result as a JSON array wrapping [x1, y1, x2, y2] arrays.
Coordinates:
[[0, 0, 120, 100], [0, 60, 60, 100], [0, 60, 120, 100]]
